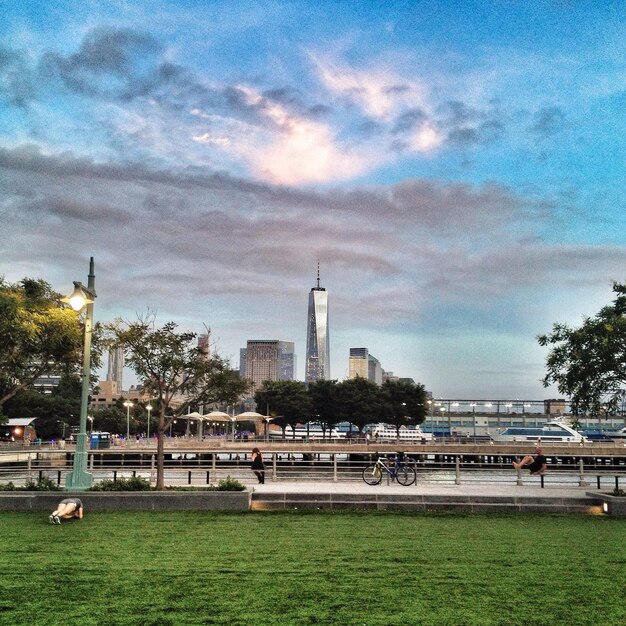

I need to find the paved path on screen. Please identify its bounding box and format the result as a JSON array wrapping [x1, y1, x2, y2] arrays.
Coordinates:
[[250, 479, 596, 499]]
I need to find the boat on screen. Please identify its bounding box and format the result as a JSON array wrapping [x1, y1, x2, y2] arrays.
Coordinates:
[[609, 427, 626, 442], [492, 419, 588, 443], [370, 423, 433, 442]]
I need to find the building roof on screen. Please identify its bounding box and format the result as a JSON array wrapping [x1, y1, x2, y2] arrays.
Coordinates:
[[6, 418, 38, 426]]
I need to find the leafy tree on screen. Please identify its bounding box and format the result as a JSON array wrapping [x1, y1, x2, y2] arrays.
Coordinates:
[[538, 282, 626, 416], [108, 318, 251, 489], [254, 380, 312, 439], [3, 374, 81, 440], [379, 379, 427, 436], [308, 379, 342, 438], [0, 277, 86, 417], [336, 377, 382, 433]]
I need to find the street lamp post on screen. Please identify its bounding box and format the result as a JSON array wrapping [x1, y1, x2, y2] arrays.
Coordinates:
[[146, 404, 152, 441], [427, 400, 433, 435], [470, 403, 477, 438], [64, 257, 96, 491], [123, 401, 133, 441]]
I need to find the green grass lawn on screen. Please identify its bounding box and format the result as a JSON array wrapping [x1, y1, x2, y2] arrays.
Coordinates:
[[0, 511, 624, 626]]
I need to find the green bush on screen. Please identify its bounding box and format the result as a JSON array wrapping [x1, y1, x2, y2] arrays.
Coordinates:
[[90, 476, 153, 491], [0, 482, 16, 491], [612, 487, 625, 497], [23, 476, 61, 491], [211, 476, 246, 491]]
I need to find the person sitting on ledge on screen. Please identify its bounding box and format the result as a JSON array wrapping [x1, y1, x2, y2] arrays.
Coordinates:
[[513, 445, 547, 475], [49, 498, 83, 524]]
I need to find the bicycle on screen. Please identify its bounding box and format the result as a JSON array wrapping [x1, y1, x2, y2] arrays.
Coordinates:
[[362, 454, 416, 486]]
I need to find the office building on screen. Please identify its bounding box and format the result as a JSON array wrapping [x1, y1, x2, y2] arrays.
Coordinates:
[[305, 265, 330, 382], [107, 346, 124, 390], [349, 347, 383, 385], [243, 340, 296, 391]]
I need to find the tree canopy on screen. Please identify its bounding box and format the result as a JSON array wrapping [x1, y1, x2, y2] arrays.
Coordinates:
[[0, 277, 86, 417], [108, 318, 251, 489], [538, 282, 626, 416], [379, 379, 428, 435], [254, 380, 312, 437], [253, 376, 427, 436]]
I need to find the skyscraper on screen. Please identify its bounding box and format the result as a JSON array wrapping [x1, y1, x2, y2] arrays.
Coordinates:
[[106, 346, 124, 391], [305, 264, 330, 382], [243, 340, 296, 391], [349, 347, 383, 385]]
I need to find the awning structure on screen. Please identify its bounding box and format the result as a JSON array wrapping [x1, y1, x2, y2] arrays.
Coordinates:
[[233, 412, 271, 421]]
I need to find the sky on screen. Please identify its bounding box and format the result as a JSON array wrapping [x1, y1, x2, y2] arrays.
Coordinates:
[[1, 0, 625, 400]]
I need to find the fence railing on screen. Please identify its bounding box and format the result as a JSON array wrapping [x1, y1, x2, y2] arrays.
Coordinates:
[[1, 449, 625, 490]]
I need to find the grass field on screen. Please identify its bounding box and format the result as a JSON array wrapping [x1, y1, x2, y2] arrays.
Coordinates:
[[0, 510, 624, 626]]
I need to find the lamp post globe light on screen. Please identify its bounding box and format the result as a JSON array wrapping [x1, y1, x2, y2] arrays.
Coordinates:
[[63, 257, 96, 491]]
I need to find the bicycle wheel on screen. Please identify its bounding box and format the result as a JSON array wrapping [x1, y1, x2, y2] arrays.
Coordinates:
[[395, 464, 416, 486], [362, 465, 383, 485]]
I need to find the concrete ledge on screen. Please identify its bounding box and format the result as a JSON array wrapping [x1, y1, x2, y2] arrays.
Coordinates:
[[587, 492, 626, 517], [250, 491, 603, 514], [0, 491, 250, 512]]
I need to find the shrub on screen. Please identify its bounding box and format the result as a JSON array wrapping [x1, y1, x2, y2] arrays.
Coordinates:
[[212, 476, 246, 491], [90, 477, 153, 491], [0, 482, 16, 491], [23, 476, 61, 491], [611, 487, 625, 497]]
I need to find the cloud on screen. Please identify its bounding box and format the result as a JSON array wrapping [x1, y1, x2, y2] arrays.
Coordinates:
[[529, 106, 566, 137]]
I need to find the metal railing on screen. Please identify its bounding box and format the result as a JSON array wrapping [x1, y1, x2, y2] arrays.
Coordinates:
[[1, 448, 625, 490]]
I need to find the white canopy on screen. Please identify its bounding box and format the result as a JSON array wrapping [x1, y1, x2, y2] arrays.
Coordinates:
[[203, 411, 231, 422], [233, 412, 271, 421]]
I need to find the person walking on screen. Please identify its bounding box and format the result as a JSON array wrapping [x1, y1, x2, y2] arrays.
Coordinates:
[[251, 447, 266, 484], [49, 498, 83, 524]]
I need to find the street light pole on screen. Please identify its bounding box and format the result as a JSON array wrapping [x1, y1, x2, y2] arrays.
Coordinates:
[[146, 404, 152, 441], [64, 257, 96, 491], [123, 401, 133, 440]]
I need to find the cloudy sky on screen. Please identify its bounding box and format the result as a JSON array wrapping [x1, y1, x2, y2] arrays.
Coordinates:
[[1, 1, 625, 399]]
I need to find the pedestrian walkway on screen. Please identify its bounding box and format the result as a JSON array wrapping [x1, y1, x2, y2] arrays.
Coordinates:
[[249, 480, 604, 514]]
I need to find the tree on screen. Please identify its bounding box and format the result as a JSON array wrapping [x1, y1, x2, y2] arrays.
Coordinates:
[[254, 380, 312, 439], [0, 277, 86, 418], [3, 373, 81, 439], [538, 282, 626, 417], [109, 318, 251, 489], [379, 379, 427, 437], [308, 379, 342, 438], [336, 377, 382, 433]]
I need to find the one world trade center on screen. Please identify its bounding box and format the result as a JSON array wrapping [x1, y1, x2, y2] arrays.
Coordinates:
[[305, 265, 330, 383]]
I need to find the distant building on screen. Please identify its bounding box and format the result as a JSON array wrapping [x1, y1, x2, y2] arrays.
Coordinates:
[[305, 264, 330, 383], [544, 399, 567, 415], [197, 333, 210, 359], [383, 371, 399, 383], [107, 346, 124, 390], [349, 348, 383, 385], [243, 340, 296, 391], [239, 348, 247, 378]]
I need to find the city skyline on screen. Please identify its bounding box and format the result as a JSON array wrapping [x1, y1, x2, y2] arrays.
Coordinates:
[[2, 2, 625, 398]]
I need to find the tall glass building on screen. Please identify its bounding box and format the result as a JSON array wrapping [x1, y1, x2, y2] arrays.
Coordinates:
[[305, 268, 330, 382]]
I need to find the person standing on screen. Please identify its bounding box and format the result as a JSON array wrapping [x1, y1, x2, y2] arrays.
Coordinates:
[[49, 498, 83, 524], [251, 447, 265, 484]]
